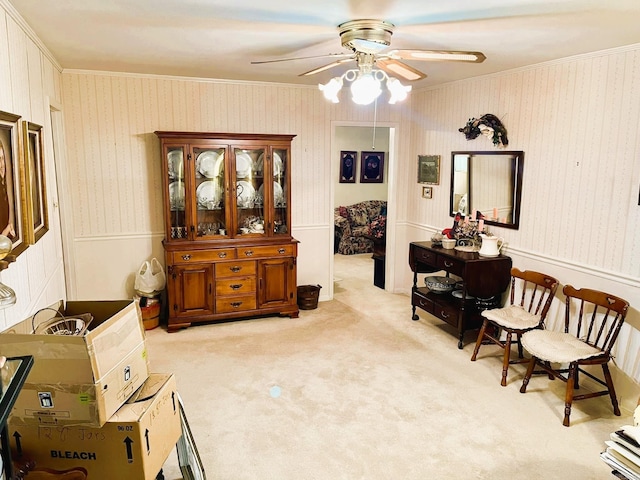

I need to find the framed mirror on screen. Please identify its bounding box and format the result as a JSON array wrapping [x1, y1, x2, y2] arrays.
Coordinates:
[[450, 151, 524, 230]]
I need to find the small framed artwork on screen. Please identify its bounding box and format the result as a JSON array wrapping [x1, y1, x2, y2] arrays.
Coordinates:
[[23, 121, 48, 244], [417, 154, 441, 185], [422, 186, 433, 199], [0, 110, 28, 257], [360, 151, 384, 183], [339, 150, 357, 183]]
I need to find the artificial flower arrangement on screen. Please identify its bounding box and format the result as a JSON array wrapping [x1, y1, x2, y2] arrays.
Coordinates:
[[368, 215, 386, 239], [442, 212, 489, 245]]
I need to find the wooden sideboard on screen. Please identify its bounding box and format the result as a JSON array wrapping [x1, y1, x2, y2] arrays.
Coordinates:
[[409, 241, 512, 348]]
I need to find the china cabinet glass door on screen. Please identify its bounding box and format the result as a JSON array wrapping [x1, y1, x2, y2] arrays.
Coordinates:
[[234, 147, 265, 237], [273, 147, 289, 236], [193, 146, 227, 238], [166, 146, 187, 240]]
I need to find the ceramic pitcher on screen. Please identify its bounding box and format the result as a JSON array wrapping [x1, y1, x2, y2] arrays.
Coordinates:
[[478, 234, 504, 257]]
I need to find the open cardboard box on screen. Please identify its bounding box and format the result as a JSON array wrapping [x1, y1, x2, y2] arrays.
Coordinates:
[[9, 373, 181, 480], [1, 300, 150, 427]]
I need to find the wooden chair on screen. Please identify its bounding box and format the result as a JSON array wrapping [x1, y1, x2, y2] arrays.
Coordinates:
[[471, 268, 559, 386], [519, 285, 629, 427]]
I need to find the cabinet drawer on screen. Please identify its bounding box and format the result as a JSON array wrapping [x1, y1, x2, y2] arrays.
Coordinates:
[[236, 244, 295, 259], [215, 260, 257, 278], [412, 290, 434, 313], [413, 248, 436, 266], [436, 255, 465, 277], [432, 300, 459, 328], [216, 295, 256, 313], [172, 248, 236, 264], [215, 277, 256, 296]]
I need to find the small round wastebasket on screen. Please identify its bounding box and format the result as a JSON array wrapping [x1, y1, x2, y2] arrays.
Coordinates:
[[135, 294, 161, 330], [297, 285, 322, 310]]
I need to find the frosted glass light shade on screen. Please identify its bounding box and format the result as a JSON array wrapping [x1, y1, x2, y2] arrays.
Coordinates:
[[350, 74, 381, 105], [319, 77, 343, 103], [387, 77, 412, 104]]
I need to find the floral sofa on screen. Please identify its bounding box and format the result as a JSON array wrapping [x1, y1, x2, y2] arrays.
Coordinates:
[[334, 200, 387, 255]]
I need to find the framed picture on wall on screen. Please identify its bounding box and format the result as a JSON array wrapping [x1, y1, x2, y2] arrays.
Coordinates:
[[339, 150, 357, 183], [0, 110, 28, 257], [422, 186, 433, 199], [417, 154, 440, 185], [23, 121, 48, 244], [360, 151, 384, 183]]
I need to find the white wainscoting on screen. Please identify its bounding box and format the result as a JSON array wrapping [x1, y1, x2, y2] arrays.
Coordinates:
[[292, 225, 331, 303], [73, 233, 166, 299]]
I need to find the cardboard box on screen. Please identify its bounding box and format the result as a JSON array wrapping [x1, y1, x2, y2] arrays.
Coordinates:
[[1, 300, 150, 427], [9, 373, 181, 480]]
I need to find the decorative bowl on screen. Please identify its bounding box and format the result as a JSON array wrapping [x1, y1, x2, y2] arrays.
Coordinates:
[[425, 276, 457, 294], [441, 238, 456, 249]]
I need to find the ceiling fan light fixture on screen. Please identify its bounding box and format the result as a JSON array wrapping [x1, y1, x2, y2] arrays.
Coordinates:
[[350, 73, 382, 105], [386, 78, 412, 104], [319, 68, 410, 105], [319, 77, 343, 103], [339, 19, 394, 55]]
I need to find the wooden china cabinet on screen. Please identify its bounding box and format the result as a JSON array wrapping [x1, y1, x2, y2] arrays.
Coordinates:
[[155, 131, 299, 331]]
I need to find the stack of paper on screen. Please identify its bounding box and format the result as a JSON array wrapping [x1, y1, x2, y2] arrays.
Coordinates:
[[601, 426, 640, 480]]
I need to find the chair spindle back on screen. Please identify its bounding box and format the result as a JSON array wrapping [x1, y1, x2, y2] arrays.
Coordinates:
[[563, 285, 629, 355], [510, 268, 559, 324]]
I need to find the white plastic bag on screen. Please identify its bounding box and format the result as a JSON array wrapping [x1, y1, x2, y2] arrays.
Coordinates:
[[134, 258, 166, 296]]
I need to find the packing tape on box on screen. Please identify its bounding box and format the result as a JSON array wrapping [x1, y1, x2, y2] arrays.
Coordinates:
[[87, 306, 146, 372]]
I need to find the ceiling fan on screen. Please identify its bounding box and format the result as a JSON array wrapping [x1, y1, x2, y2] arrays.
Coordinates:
[[251, 19, 486, 82]]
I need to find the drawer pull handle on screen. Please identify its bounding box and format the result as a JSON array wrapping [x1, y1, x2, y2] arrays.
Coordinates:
[[218, 252, 227, 258], [444, 260, 453, 268], [440, 310, 450, 319], [181, 254, 191, 261], [230, 266, 241, 273], [230, 284, 243, 290], [244, 250, 254, 256], [231, 302, 242, 308], [278, 248, 286, 254]]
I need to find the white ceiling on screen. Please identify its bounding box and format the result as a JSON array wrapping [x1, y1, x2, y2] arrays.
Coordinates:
[[8, 0, 640, 89]]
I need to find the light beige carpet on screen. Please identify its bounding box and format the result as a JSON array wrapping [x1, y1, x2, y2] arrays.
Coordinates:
[[146, 253, 628, 479]]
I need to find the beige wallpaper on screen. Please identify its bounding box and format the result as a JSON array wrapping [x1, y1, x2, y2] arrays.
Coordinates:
[[408, 47, 640, 281], [0, 0, 65, 328], [61, 74, 411, 234]]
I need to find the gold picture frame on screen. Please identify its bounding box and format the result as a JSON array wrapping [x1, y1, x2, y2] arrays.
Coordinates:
[[422, 186, 433, 199], [418, 154, 440, 185], [0, 111, 28, 257], [23, 121, 48, 244]]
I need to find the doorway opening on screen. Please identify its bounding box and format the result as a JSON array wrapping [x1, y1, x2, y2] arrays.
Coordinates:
[[49, 102, 76, 299], [331, 123, 397, 298]]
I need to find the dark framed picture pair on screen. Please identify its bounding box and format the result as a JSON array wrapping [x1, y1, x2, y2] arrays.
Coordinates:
[[339, 150, 384, 184]]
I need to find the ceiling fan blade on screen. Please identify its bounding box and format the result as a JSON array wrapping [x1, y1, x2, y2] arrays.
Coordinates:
[[300, 58, 355, 77], [375, 58, 426, 81], [251, 53, 352, 65], [387, 49, 486, 63]]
